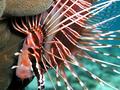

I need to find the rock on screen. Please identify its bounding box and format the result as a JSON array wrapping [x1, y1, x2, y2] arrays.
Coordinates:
[[4, 0, 53, 16], [0, 0, 6, 17], [0, 20, 21, 90]]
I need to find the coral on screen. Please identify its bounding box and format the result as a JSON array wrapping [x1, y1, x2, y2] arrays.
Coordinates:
[[4, 0, 53, 16]]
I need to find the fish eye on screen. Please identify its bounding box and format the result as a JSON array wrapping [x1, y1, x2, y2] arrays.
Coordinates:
[[28, 48, 34, 54]]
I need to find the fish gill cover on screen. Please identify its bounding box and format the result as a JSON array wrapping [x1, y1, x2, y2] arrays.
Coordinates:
[[9, 0, 120, 90]]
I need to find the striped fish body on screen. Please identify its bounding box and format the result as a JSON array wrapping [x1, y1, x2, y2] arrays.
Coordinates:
[[13, 19, 45, 90]]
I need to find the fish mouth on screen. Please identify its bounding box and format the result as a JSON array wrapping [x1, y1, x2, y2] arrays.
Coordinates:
[[16, 65, 33, 80]]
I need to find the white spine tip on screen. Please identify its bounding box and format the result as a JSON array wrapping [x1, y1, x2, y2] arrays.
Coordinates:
[[113, 69, 120, 74], [117, 56, 120, 59], [57, 81, 61, 86], [101, 64, 108, 67], [14, 52, 20, 56], [11, 65, 19, 69], [103, 53, 110, 56]]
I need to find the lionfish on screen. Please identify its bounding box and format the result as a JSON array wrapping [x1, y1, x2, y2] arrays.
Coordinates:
[[10, 0, 120, 90]]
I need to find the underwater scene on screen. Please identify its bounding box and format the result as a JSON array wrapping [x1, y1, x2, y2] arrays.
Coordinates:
[[25, 0, 120, 90], [0, 0, 120, 90]]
